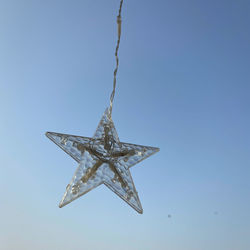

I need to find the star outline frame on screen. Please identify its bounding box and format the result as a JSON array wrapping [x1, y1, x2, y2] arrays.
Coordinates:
[[45, 108, 159, 214]]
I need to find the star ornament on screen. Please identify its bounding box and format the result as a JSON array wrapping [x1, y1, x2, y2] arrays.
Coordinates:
[[46, 108, 159, 214]]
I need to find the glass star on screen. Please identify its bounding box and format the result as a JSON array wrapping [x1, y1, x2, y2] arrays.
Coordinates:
[[46, 108, 159, 214]]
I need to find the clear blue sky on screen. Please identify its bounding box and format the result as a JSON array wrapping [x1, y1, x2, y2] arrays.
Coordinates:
[[0, 0, 249, 249]]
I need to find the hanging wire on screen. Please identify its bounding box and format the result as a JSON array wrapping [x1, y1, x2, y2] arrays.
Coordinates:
[[109, 0, 124, 117]]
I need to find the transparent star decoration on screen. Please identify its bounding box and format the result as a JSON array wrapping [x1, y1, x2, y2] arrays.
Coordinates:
[[46, 108, 159, 214]]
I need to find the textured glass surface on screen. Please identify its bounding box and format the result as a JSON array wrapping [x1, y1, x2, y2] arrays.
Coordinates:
[[46, 108, 159, 213]]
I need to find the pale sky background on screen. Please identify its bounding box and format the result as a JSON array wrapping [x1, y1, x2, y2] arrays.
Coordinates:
[[0, 0, 250, 250]]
